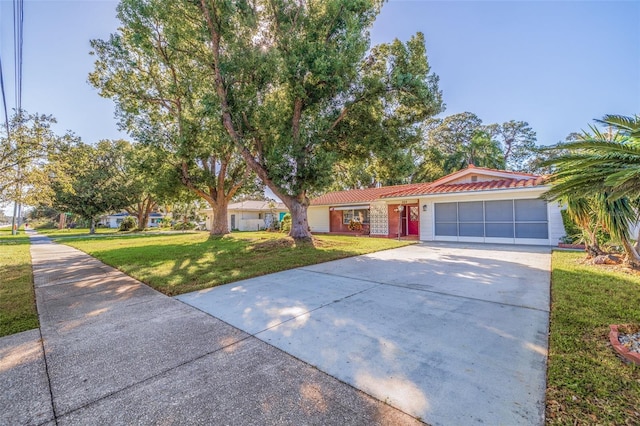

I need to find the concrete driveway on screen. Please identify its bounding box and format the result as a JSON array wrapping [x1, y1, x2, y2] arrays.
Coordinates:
[[178, 242, 551, 425]]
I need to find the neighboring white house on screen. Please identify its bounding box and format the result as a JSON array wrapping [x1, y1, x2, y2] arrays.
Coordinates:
[[308, 165, 566, 246], [99, 212, 166, 229], [202, 200, 288, 232]]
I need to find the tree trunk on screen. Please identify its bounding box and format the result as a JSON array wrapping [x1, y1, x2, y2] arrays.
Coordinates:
[[137, 202, 153, 231], [210, 201, 229, 235], [286, 199, 312, 241], [128, 197, 157, 231], [620, 236, 640, 269], [89, 219, 96, 234], [585, 244, 606, 258], [137, 211, 147, 231], [584, 230, 606, 258]]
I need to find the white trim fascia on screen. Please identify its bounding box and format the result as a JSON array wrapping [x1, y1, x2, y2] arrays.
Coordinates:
[[431, 168, 537, 186], [330, 204, 371, 210]]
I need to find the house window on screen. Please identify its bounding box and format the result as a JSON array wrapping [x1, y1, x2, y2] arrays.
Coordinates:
[[343, 209, 370, 225]]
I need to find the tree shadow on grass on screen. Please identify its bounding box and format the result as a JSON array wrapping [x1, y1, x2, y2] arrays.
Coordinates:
[[83, 235, 366, 296], [0, 236, 31, 246]]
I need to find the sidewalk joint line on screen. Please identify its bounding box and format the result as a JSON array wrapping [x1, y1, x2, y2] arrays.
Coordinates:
[[298, 267, 550, 313], [37, 326, 59, 425]]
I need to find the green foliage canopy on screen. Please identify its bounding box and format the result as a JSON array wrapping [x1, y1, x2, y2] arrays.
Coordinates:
[[50, 140, 134, 234], [196, 0, 444, 238], [90, 0, 253, 235], [545, 114, 640, 267]]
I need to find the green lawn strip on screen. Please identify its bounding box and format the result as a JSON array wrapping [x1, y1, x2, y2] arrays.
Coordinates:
[[58, 232, 413, 296], [36, 227, 120, 237], [0, 232, 38, 337], [547, 251, 640, 425]]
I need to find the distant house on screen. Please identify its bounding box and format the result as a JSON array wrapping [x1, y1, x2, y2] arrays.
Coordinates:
[[99, 212, 166, 229], [202, 201, 288, 232], [308, 166, 566, 246]]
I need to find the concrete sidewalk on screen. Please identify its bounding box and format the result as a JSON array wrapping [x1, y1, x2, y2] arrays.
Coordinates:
[[1, 232, 420, 425]]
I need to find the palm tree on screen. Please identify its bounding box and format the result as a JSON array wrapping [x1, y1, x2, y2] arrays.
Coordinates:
[[559, 195, 606, 257], [443, 130, 505, 173], [545, 114, 640, 267]]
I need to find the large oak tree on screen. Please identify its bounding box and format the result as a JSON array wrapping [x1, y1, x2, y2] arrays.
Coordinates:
[[50, 140, 134, 234], [90, 0, 252, 235], [195, 0, 443, 240]]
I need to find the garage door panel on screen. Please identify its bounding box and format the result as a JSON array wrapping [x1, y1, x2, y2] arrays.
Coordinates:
[[458, 201, 483, 222], [434, 199, 549, 243], [435, 203, 457, 221], [515, 223, 548, 239], [515, 199, 547, 221], [435, 222, 457, 236], [485, 200, 513, 222], [459, 222, 484, 237], [485, 223, 514, 238]]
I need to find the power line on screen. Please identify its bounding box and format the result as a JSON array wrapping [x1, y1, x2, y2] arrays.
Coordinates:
[[7, 0, 25, 236], [0, 55, 9, 139], [13, 0, 24, 112]]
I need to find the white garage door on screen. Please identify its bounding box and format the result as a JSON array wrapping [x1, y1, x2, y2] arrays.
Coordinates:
[[434, 199, 549, 243]]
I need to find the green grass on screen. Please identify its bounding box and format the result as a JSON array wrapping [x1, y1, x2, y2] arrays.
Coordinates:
[[547, 251, 640, 425], [36, 227, 120, 237], [57, 232, 413, 296], [0, 229, 38, 337]]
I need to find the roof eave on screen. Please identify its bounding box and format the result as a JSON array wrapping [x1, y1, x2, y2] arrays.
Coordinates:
[[418, 185, 550, 198]]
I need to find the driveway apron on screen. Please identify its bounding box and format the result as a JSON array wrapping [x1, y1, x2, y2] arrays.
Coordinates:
[[1, 232, 419, 425], [178, 242, 552, 426]]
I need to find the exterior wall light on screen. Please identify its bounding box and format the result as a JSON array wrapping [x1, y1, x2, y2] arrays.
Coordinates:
[[422, 204, 427, 212]]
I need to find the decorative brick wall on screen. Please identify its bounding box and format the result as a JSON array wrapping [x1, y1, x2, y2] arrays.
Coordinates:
[[369, 203, 388, 235], [329, 209, 370, 234]]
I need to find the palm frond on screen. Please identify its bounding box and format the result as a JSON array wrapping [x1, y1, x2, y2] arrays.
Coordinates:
[[598, 194, 635, 242], [596, 114, 640, 138]]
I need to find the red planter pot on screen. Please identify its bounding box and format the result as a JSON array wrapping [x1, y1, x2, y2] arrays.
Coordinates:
[[558, 243, 586, 249]]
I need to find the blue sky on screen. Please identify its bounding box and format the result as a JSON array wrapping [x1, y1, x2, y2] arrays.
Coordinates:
[[1, 0, 639, 148]]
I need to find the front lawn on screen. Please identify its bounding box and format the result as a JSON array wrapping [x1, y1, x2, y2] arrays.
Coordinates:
[[57, 232, 413, 296], [36, 227, 120, 237], [547, 251, 640, 424], [0, 230, 38, 337]]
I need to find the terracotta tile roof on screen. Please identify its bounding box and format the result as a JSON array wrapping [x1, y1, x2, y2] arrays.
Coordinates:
[[310, 167, 547, 206], [310, 184, 420, 206], [462, 164, 538, 177], [383, 177, 545, 198]]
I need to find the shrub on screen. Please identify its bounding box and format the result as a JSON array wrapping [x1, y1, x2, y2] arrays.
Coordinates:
[[32, 220, 57, 230], [560, 210, 581, 243], [119, 216, 137, 231], [280, 213, 291, 233], [348, 220, 363, 232], [173, 221, 196, 231], [159, 218, 172, 228]]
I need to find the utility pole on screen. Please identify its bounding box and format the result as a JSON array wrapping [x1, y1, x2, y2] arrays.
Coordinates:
[[11, 199, 18, 235], [10, 163, 21, 235]]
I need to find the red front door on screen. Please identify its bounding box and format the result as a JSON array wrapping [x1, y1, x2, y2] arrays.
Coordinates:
[[407, 205, 419, 235]]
